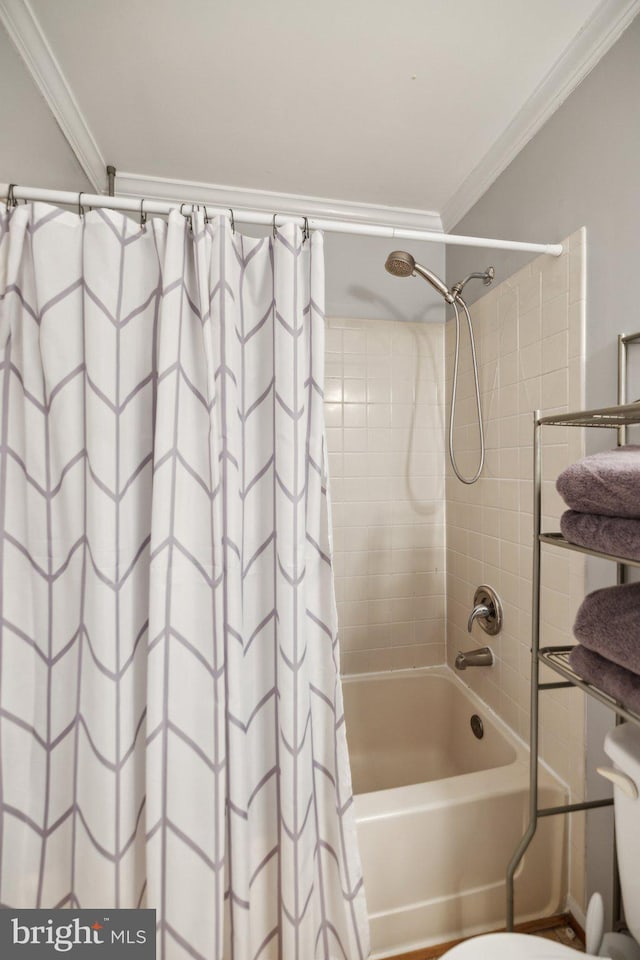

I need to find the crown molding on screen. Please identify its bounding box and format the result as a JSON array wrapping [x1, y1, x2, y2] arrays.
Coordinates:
[[441, 0, 640, 231], [0, 0, 105, 190], [114, 172, 443, 232]]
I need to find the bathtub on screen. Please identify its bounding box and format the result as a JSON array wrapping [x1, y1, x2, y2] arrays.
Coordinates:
[[342, 666, 566, 959]]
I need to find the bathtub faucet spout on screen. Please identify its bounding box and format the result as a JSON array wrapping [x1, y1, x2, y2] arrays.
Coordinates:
[[455, 647, 494, 671]]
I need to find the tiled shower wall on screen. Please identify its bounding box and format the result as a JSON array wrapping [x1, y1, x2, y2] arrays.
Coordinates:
[[323, 230, 588, 912], [445, 229, 587, 911], [324, 318, 446, 675]]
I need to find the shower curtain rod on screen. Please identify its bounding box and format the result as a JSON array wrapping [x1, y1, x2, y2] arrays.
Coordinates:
[[1, 183, 564, 256]]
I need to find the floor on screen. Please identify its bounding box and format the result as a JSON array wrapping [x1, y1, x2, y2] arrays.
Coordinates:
[[535, 922, 584, 952], [386, 914, 585, 959]]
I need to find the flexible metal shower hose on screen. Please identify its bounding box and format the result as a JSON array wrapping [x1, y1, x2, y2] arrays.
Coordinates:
[[448, 297, 485, 484]]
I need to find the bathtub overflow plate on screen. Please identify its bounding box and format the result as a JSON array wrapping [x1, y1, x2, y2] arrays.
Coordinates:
[[470, 715, 484, 740]]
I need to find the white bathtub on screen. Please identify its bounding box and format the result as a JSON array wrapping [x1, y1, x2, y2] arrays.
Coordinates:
[[342, 666, 567, 959]]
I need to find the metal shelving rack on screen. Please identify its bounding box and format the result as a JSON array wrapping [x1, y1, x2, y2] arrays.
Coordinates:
[[505, 333, 640, 931]]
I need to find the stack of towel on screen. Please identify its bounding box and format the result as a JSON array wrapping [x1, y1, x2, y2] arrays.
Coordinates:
[[555, 447, 640, 711], [556, 445, 640, 561], [568, 583, 640, 714]]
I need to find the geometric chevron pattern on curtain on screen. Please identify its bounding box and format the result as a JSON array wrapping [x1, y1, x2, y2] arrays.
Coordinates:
[[0, 203, 369, 960]]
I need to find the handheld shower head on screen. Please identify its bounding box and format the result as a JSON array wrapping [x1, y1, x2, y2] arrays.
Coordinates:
[[385, 251, 416, 278], [384, 248, 490, 484], [385, 250, 455, 303]]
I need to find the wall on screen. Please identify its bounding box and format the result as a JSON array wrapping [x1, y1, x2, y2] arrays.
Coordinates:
[[446, 12, 640, 923], [0, 25, 92, 192], [446, 14, 640, 417], [324, 316, 446, 674], [445, 231, 587, 911], [324, 233, 447, 323]]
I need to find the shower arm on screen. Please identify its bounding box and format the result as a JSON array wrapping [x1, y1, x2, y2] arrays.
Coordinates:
[[450, 267, 495, 300]]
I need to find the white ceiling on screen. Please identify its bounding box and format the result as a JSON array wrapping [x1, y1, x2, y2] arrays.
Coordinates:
[[2, 0, 637, 230]]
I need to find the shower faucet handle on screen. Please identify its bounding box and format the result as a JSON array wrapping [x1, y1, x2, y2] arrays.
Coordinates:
[[467, 585, 503, 636], [467, 603, 491, 633]]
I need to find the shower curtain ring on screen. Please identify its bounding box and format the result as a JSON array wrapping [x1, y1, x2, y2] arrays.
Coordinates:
[[179, 202, 193, 232], [272, 213, 278, 239], [302, 216, 310, 243], [229, 208, 235, 234], [203, 204, 210, 225], [139, 198, 147, 229], [6, 184, 17, 208], [78, 193, 85, 219]]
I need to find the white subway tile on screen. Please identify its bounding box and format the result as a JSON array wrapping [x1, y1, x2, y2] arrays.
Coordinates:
[[343, 329, 366, 353], [518, 304, 542, 349], [541, 369, 568, 409], [343, 403, 366, 428], [343, 359, 367, 379], [343, 428, 367, 452], [366, 357, 390, 379], [324, 401, 343, 428], [541, 251, 569, 303], [501, 352, 519, 386], [325, 378, 343, 403], [519, 342, 542, 381], [367, 404, 392, 429], [343, 378, 366, 403], [542, 292, 569, 338], [568, 301, 585, 360], [516, 272, 541, 316], [542, 330, 569, 374], [326, 426, 343, 452], [366, 379, 391, 403], [392, 377, 416, 403]]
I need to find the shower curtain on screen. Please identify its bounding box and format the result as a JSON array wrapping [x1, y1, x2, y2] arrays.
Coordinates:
[[0, 203, 369, 960]]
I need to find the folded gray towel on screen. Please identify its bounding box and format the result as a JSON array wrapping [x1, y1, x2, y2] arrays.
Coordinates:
[[556, 446, 640, 518], [573, 580, 640, 674], [568, 644, 640, 715], [561, 510, 640, 561]]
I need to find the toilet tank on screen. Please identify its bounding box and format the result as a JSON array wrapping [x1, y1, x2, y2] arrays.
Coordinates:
[[604, 723, 640, 943]]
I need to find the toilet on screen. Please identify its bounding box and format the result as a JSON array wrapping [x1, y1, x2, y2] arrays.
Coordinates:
[[442, 722, 640, 959]]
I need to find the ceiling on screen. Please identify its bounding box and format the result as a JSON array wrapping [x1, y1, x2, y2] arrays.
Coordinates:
[[2, 0, 637, 231]]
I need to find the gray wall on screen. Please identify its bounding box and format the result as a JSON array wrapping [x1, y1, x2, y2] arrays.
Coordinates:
[[447, 13, 640, 924], [447, 13, 640, 414], [324, 232, 446, 323], [0, 25, 92, 193]]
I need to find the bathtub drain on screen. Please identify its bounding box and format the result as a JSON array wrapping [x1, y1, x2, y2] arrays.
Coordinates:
[[470, 714, 484, 739]]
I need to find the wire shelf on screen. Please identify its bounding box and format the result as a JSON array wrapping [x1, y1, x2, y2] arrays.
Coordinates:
[[539, 646, 640, 728], [539, 532, 640, 568], [537, 401, 640, 428]]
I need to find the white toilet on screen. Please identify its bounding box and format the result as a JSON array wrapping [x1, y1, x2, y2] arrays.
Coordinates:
[[442, 722, 640, 959]]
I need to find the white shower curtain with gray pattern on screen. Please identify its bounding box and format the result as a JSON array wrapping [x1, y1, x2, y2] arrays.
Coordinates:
[[0, 203, 369, 960]]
